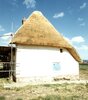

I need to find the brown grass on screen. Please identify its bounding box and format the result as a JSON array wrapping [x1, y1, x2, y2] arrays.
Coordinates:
[[0, 83, 88, 100]]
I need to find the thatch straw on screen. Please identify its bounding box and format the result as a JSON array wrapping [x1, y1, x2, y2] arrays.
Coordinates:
[[11, 11, 81, 62]]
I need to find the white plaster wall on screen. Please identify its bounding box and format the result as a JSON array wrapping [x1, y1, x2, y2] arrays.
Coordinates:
[[15, 46, 79, 80]]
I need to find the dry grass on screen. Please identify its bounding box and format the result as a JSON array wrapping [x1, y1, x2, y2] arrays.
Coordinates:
[[79, 64, 88, 80], [0, 83, 88, 100]]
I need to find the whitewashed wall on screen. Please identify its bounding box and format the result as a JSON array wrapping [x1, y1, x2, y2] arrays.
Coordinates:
[[15, 46, 79, 82]]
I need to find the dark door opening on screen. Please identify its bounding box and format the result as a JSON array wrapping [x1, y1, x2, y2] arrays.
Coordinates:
[[0, 46, 16, 81]]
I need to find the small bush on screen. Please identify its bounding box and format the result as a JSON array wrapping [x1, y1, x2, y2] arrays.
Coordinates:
[[16, 98, 23, 100], [15, 88, 21, 91], [0, 96, 5, 100], [43, 84, 51, 87], [30, 95, 61, 100], [85, 83, 88, 88], [71, 95, 80, 99], [44, 95, 61, 100], [30, 96, 44, 100]]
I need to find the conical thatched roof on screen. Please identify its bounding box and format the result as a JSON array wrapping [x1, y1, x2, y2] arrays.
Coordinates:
[[11, 11, 81, 62]]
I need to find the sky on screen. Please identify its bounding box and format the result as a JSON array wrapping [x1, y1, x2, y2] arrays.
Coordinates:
[[0, 0, 88, 60]]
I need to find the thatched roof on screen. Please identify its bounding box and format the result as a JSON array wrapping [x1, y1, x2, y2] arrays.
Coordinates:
[[11, 11, 81, 62]]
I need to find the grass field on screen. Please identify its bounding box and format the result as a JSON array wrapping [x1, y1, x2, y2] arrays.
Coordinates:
[[0, 83, 88, 100], [79, 64, 88, 80], [0, 64, 88, 100]]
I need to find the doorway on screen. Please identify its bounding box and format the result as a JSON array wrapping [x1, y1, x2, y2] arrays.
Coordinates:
[[0, 46, 16, 81]]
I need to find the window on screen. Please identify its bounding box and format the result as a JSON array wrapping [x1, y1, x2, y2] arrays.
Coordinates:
[[53, 62, 61, 71], [60, 49, 63, 53]]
